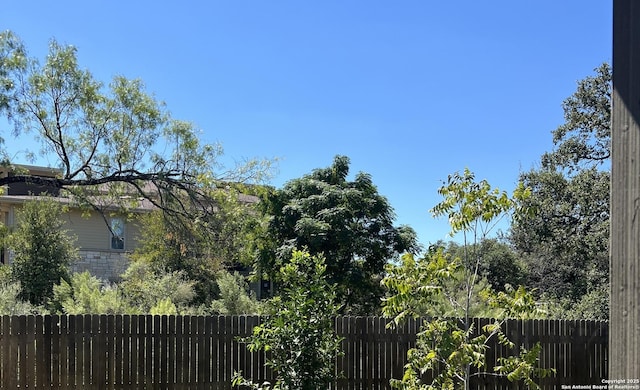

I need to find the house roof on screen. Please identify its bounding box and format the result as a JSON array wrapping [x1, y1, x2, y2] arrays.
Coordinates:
[[0, 194, 157, 213], [0, 164, 62, 177], [0, 164, 261, 213]]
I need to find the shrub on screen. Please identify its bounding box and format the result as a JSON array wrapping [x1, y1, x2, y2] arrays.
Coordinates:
[[209, 271, 261, 315], [0, 266, 41, 315], [119, 260, 196, 313], [233, 250, 343, 390], [8, 198, 78, 305], [51, 271, 131, 314]]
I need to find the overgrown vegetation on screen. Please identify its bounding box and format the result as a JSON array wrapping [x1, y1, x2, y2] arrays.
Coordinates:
[[0, 266, 40, 315], [0, 31, 613, 385], [51, 271, 130, 314], [209, 270, 262, 315], [117, 261, 197, 314], [129, 187, 265, 307], [233, 250, 343, 390], [382, 169, 553, 389]]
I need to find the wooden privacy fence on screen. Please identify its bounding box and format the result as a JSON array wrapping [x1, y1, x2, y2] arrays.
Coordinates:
[[0, 315, 608, 389]]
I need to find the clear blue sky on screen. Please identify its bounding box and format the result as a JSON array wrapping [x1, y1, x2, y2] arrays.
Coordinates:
[[1, 1, 612, 246]]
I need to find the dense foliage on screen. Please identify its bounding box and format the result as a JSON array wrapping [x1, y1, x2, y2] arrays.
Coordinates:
[[0, 266, 39, 315], [209, 270, 262, 315], [0, 32, 272, 314], [510, 64, 611, 320], [7, 198, 78, 306], [117, 261, 196, 313], [233, 250, 342, 390], [129, 187, 263, 306], [51, 271, 131, 314], [258, 155, 419, 314], [382, 170, 552, 390], [1, 203, 262, 316]]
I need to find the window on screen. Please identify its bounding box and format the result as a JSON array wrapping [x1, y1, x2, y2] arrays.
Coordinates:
[[110, 217, 125, 250]]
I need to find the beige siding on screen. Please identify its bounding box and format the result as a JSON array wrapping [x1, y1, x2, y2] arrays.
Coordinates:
[[61, 210, 143, 252], [61, 210, 105, 250], [4, 204, 143, 253]]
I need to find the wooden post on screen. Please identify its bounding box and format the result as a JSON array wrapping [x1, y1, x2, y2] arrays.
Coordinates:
[[610, 0, 640, 379]]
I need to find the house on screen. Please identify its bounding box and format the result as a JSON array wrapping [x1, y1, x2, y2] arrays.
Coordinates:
[[0, 164, 148, 281], [1, 164, 265, 290]]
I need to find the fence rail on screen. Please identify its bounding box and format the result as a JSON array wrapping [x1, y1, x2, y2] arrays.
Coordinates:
[[0, 315, 608, 389]]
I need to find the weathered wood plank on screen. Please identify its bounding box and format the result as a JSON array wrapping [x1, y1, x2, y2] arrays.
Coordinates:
[[135, 315, 146, 386], [611, 0, 640, 380], [177, 315, 187, 387], [3, 316, 17, 389], [105, 314, 115, 390], [35, 315, 47, 387], [51, 315, 62, 387], [15, 316, 27, 389]]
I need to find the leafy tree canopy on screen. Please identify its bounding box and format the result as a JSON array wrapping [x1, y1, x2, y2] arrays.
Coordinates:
[[542, 63, 611, 171], [510, 64, 610, 319], [437, 239, 527, 293], [258, 155, 419, 314], [0, 31, 272, 223]]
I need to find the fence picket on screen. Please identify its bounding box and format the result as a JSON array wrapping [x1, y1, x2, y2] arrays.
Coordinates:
[[3, 316, 17, 389], [212, 316, 220, 386], [134, 315, 145, 387], [15, 316, 26, 388]]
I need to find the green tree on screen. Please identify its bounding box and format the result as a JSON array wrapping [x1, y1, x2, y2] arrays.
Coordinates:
[[233, 250, 343, 390], [0, 31, 272, 235], [382, 169, 552, 390], [476, 238, 526, 291], [129, 185, 265, 306], [510, 64, 610, 320], [7, 198, 78, 306], [128, 210, 219, 305], [209, 270, 262, 315], [542, 63, 611, 170], [428, 169, 530, 322], [440, 239, 527, 293], [259, 155, 419, 314]]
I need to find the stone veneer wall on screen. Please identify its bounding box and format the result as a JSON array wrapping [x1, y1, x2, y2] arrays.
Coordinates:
[[71, 250, 130, 282]]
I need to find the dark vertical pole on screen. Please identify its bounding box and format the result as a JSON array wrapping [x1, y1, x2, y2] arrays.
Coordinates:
[[611, 0, 640, 379]]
